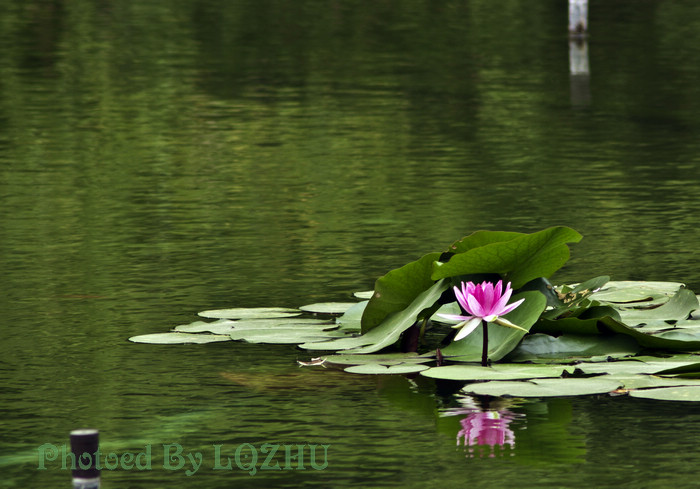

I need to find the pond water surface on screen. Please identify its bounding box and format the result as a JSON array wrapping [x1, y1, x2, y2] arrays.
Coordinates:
[[2, 1, 700, 488]]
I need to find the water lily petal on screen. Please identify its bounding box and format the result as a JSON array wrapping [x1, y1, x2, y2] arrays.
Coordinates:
[[437, 313, 473, 323], [454, 317, 482, 341], [480, 282, 496, 312], [493, 316, 529, 333], [492, 282, 514, 314], [483, 281, 502, 316], [498, 297, 525, 316], [453, 285, 469, 312], [466, 293, 486, 317]]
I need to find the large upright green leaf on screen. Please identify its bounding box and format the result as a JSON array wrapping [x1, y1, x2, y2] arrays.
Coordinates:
[[439, 291, 547, 362], [446, 230, 525, 254], [431, 226, 582, 288], [361, 252, 441, 333]]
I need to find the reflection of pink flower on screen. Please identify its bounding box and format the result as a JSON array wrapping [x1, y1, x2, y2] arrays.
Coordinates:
[[457, 411, 516, 458], [438, 280, 525, 341]]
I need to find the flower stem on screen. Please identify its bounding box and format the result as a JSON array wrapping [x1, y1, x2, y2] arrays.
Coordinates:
[[481, 321, 488, 367]]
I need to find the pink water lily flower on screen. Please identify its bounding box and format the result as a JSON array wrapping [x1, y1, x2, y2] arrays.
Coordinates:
[[438, 280, 526, 341]]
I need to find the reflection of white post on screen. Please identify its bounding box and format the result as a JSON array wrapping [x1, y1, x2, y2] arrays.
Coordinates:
[[569, 39, 590, 106], [569, 40, 589, 76], [568, 0, 588, 37]]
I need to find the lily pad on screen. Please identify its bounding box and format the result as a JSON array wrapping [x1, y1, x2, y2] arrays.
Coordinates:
[[506, 333, 640, 362], [461, 378, 622, 397], [198, 307, 301, 320], [226, 318, 334, 330], [629, 385, 700, 401], [299, 302, 357, 314], [174, 319, 236, 334], [605, 374, 700, 390], [590, 281, 684, 304], [576, 360, 698, 376], [344, 364, 430, 375], [616, 288, 698, 323], [420, 364, 571, 381], [600, 313, 700, 351], [652, 362, 700, 378], [128, 333, 231, 344], [322, 352, 433, 367], [353, 291, 374, 299], [229, 327, 345, 344]]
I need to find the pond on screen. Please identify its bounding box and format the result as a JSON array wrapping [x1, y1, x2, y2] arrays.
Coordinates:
[[2, 1, 700, 487]]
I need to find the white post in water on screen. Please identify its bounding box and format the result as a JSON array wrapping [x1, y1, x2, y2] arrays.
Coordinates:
[[568, 0, 590, 106], [568, 0, 588, 37], [70, 429, 100, 489]]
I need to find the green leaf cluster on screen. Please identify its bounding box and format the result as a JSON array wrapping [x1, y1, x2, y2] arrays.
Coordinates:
[[131, 226, 700, 401], [361, 226, 582, 334]]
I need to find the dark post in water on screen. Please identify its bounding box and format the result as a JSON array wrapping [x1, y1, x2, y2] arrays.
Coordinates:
[[70, 429, 100, 489]]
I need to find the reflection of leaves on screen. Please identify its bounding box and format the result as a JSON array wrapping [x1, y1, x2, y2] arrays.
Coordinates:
[[512, 399, 587, 465]]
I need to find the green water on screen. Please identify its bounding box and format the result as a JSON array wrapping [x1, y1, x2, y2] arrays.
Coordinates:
[[2, 1, 700, 487]]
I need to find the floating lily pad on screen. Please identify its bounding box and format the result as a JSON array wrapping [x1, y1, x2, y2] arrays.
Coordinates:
[[652, 362, 700, 378], [299, 302, 357, 314], [506, 333, 640, 362], [420, 364, 570, 381], [344, 364, 430, 375], [129, 333, 231, 344], [461, 378, 622, 397], [576, 360, 698, 376], [590, 281, 684, 304], [229, 327, 346, 344], [604, 374, 699, 390], [629, 385, 700, 401], [353, 291, 374, 299], [198, 307, 301, 320], [600, 313, 700, 351], [322, 352, 433, 367], [616, 288, 698, 323], [226, 318, 334, 330], [174, 319, 236, 334]]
